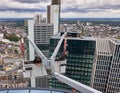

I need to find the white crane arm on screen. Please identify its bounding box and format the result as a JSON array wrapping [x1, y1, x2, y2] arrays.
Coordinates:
[[50, 32, 67, 61], [54, 72, 102, 93], [26, 36, 50, 67], [26, 33, 102, 93]]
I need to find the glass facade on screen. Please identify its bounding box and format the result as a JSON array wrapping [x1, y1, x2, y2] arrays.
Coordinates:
[[66, 40, 95, 86], [49, 38, 96, 90], [49, 77, 70, 90], [0, 88, 70, 93], [49, 38, 64, 59]]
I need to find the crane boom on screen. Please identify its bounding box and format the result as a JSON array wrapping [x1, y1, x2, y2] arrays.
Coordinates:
[[50, 32, 67, 72], [50, 32, 67, 61], [26, 32, 102, 93], [26, 36, 50, 67], [54, 72, 102, 93]]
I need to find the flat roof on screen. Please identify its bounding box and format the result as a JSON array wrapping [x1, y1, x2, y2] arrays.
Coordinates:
[[51, 32, 95, 41], [67, 37, 95, 41]]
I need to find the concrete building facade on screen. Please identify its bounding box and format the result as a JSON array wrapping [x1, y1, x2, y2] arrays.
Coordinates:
[[34, 23, 53, 58], [24, 17, 53, 60], [92, 38, 120, 93]]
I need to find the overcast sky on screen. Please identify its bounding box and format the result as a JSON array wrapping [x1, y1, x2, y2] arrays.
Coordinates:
[[0, 0, 120, 18]]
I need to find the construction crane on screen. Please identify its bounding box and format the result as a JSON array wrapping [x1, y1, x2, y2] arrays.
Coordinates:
[[26, 32, 102, 93]]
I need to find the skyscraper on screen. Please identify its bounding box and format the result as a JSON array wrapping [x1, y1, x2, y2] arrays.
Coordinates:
[[24, 15, 53, 60], [92, 38, 120, 93], [49, 34, 120, 93], [24, 15, 53, 87], [47, 0, 61, 35], [34, 22, 53, 58], [24, 20, 35, 60], [91, 38, 112, 92], [49, 32, 96, 90], [106, 39, 120, 93]]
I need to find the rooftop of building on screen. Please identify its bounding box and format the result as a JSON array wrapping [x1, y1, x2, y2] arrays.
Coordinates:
[[34, 23, 53, 26], [51, 31, 95, 41], [96, 38, 112, 56], [0, 88, 71, 93]]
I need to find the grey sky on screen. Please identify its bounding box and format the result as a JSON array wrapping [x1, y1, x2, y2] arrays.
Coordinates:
[[0, 0, 120, 18]]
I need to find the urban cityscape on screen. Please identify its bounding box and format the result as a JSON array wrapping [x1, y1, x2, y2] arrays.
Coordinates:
[[0, 0, 120, 93]]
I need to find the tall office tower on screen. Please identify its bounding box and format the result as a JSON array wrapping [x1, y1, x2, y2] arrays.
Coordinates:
[[24, 16, 53, 87], [92, 38, 120, 93], [34, 23, 53, 58], [92, 38, 112, 92], [47, 0, 60, 35], [106, 39, 120, 93], [24, 15, 53, 60], [51, 0, 61, 20], [24, 20, 35, 60], [49, 32, 96, 90]]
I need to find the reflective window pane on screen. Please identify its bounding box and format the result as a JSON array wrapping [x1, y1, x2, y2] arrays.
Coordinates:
[[31, 90, 50, 93], [9, 90, 29, 93], [0, 91, 7, 93], [52, 91, 64, 93]]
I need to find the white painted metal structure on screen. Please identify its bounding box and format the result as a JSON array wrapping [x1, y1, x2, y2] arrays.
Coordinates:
[[26, 32, 102, 93]]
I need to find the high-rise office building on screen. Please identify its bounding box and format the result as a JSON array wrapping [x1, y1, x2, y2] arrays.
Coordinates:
[[24, 15, 53, 87], [91, 38, 112, 92], [106, 39, 120, 93], [24, 15, 53, 60], [34, 23, 53, 58], [92, 38, 120, 93], [24, 20, 35, 60], [47, 0, 60, 35], [49, 32, 96, 90]]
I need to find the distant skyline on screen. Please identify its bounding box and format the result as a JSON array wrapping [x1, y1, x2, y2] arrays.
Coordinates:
[[0, 0, 120, 18]]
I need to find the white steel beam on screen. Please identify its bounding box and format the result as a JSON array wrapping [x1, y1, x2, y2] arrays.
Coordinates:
[[50, 32, 67, 61], [26, 36, 50, 67], [54, 72, 102, 93]]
